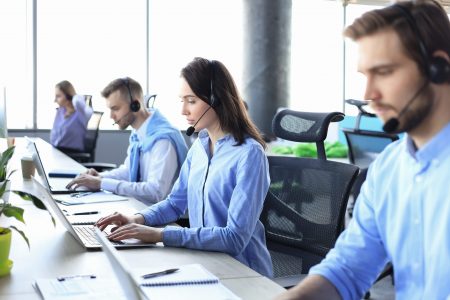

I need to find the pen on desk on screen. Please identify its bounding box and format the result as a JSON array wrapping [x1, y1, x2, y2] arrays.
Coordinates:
[[57, 274, 96, 281], [70, 192, 93, 198], [72, 211, 99, 216], [142, 268, 179, 279]]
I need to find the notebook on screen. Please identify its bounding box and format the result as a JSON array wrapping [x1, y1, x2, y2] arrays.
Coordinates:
[[139, 264, 219, 286], [94, 228, 240, 300], [34, 275, 126, 300], [33, 178, 155, 250], [27, 139, 81, 194]]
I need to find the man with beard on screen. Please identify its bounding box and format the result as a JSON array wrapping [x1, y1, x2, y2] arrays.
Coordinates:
[[276, 1, 450, 299]]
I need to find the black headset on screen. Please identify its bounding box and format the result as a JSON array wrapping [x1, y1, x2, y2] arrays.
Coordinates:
[[122, 77, 141, 112], [209, 60, 218, 107], [393, 3, 450, 84]]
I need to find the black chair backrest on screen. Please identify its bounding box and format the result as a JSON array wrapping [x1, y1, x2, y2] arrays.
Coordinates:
[[261, 156, 358, 269], [84, 95, 93, 108], [84, 111, 103, 162], [145, 94, 157, 109], [262, 109, 359, 280], [272, 110, 344, 160]]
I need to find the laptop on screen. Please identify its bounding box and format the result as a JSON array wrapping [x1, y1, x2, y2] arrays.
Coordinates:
[[94, 227, 149, 300], [27, 139, 81, 194], [33, 178, 155, 250]]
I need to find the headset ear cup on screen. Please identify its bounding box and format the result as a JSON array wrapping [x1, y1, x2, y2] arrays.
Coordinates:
[[429, 56, 450, 84], [130, 100, 141, 112]]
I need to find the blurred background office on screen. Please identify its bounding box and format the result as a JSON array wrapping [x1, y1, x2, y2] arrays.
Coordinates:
[[1, 0, 445, 165]]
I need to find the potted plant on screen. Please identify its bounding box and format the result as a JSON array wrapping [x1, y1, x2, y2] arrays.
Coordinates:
[[0, 146, 54, 276]]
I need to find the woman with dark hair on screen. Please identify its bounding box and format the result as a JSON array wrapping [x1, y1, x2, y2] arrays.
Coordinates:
[[96, 57, 273, 277], [50, 80, 93, 152]]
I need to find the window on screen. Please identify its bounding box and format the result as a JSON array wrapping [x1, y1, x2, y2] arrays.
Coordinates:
[[147, 0, 244, 129], [344, 4, 380, 116], [291, 1, 344, 114], [37, 0, 146, 129], [0, 1, 32, 129]]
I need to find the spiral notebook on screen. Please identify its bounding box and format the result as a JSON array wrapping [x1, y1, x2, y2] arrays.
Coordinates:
[[140, 264, 218, 287], [138, 264, 240, 299]]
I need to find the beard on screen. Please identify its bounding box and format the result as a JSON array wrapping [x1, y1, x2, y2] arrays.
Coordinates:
[[396, 83, 434, 133], [119, 113, 136, 130]]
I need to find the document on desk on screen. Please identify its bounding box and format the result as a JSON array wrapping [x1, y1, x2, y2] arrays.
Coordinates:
[[138, 264, 241, 300], [54, 191, 128, 205], [34, 276, 126, 300]]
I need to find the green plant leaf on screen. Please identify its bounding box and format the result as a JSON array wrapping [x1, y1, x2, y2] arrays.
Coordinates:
[[9, 225, 30, 250], [0, 146, 15, 182], [2, 204, 25, 223], [0, 146, 15, 165], [0, 179, 8, 196], [12, 190, 55, 226], [13, 191, 47, 210]]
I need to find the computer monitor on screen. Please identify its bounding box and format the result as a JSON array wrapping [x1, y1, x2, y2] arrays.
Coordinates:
[[0, 87, 8, 139]]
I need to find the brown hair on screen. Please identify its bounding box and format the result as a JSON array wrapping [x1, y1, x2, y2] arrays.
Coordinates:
[[344, 0, 450, 82], [181, 57, 266, 148], [101, 77, 143, 102], [55, 80, 76, 101]]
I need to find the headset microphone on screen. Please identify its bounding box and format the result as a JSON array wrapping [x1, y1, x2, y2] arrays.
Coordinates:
[[185, 106, 212, 136], [382, 80, 428, 133], [112, 110, 132, 126]]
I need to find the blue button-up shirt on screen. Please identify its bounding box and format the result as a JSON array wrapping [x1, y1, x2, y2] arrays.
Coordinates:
[[310, 122, 450, 300], [139, 130, 273, 277]]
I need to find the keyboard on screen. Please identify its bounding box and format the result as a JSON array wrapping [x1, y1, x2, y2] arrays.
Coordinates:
[[74, 226, 123, 247]]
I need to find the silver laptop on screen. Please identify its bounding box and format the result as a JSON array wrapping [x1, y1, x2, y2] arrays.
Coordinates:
[[27, 139, 80, 194], [94, 227, 148, 300], [33, 178, 155, 250]]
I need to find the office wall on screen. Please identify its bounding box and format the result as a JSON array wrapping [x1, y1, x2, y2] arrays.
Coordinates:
[[9, 130, 129, 166]]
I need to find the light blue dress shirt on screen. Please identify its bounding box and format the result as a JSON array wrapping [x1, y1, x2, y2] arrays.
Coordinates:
[[310, 121, 450, 300], [139, 130, 273, 278], [101, 110, 186, 205]]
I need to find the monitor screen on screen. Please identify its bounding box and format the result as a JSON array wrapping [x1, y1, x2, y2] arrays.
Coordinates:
[[0, 87, 8, 139]]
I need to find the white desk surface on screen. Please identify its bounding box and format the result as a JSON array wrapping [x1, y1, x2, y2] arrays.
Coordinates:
[[0, 138, 285, 299]]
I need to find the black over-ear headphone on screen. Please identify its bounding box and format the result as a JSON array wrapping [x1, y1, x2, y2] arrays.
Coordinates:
[[393, 4, 450, 84], [209, 60, 218, 107], [122, 77, 141, 112]]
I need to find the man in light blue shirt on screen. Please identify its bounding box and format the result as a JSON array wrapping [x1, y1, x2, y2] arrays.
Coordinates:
[[276, 1, 450, 299], [67, 77, 188, 205]]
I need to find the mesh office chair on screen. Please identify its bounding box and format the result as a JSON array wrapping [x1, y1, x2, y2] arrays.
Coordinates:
[[261, 109, 359, 288], [65, 111, 116, 171]]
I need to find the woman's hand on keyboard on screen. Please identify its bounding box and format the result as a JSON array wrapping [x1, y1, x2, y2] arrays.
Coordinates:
[[95, 212, 135, 232], [106, 223, 163, 244]]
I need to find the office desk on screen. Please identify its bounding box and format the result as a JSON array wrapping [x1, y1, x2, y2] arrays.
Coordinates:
[[0, 138, 285, 299]]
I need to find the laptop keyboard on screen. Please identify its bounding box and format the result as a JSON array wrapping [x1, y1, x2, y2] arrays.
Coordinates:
[[74, 226, 123, 247]]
